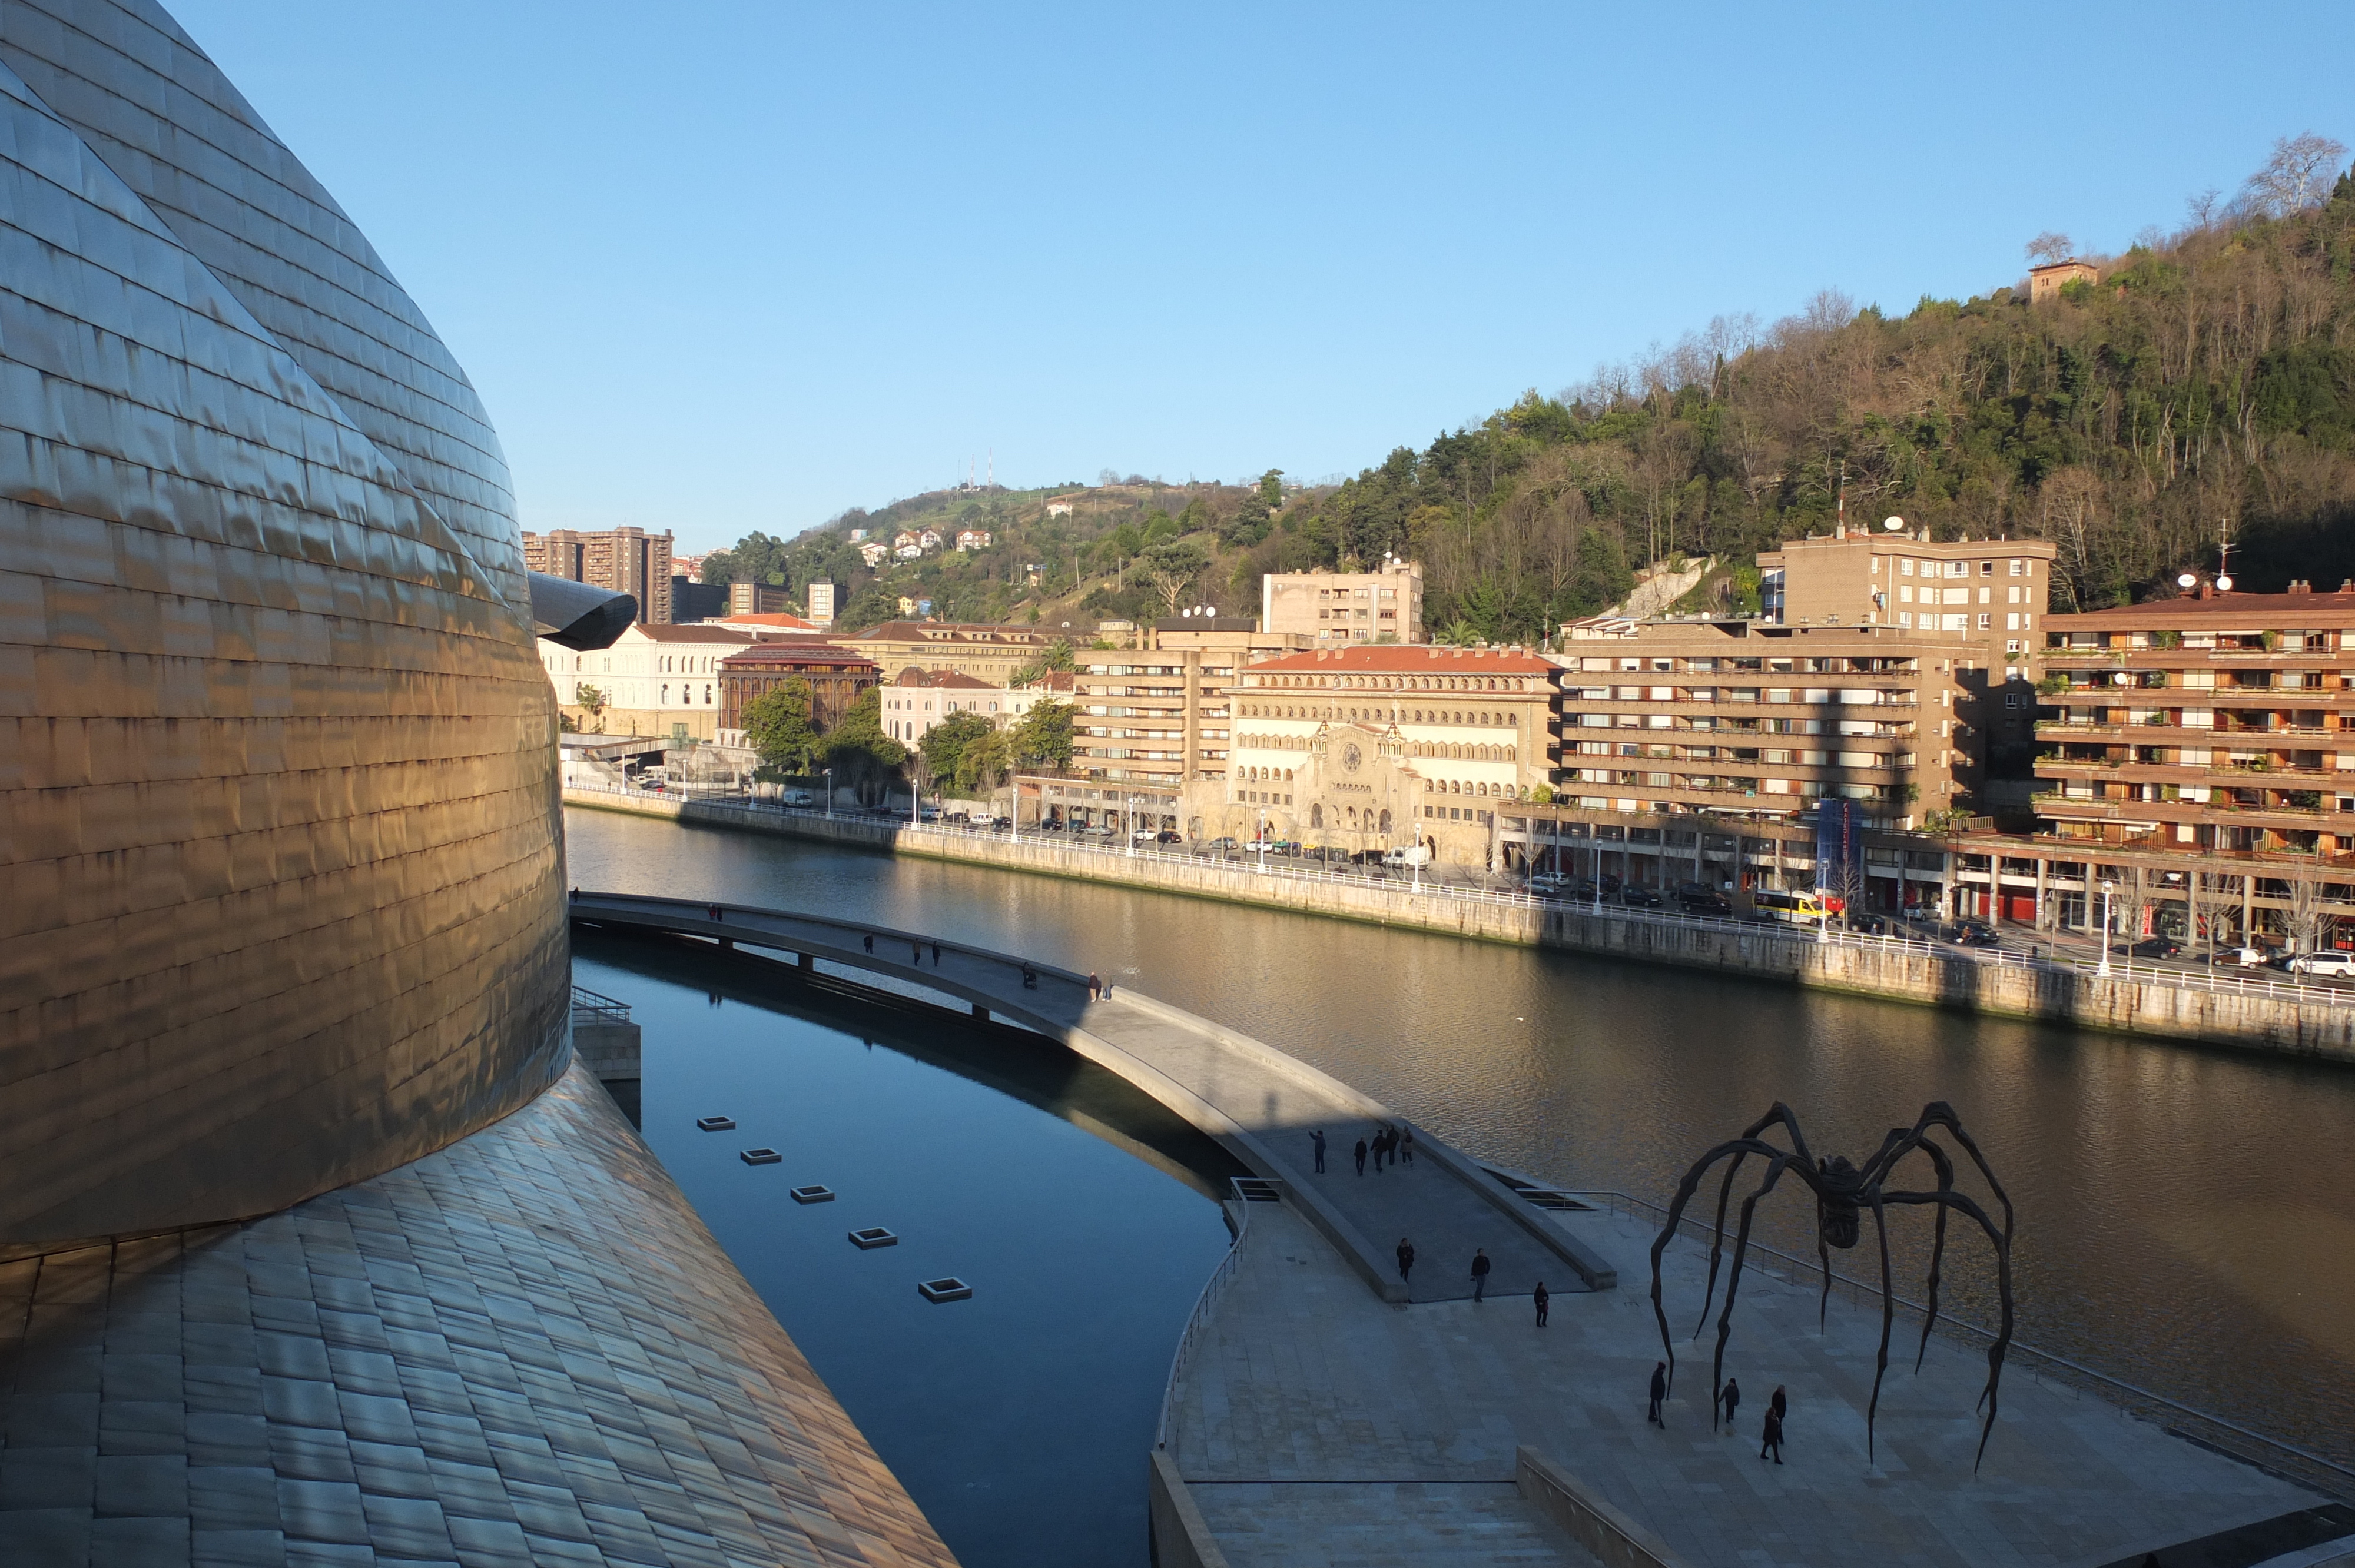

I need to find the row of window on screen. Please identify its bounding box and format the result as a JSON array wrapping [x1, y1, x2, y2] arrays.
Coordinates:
[[1871, 556, 2036, 577]]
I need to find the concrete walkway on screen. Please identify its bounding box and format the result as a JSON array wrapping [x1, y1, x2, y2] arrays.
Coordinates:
[[569, 891, 1604, 1304], [1167, 1200, 2330, 1567]]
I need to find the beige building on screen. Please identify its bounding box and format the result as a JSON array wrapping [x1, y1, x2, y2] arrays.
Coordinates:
[[841, 621, 1056, 683], [2028, 259, 2100, 303], [881, 668, 1019, 746], [1758, 529, 2057, 664], [1218, 644, 1563, 863], [2035, 583, 2355, 855], [543, 623, 752, 739], [727, 580, 794, 616], [1556, 619, 1987, 832], [807, 580, 838, 626], [524, 527, 675, 624], [1261, 560, 1424, 644]]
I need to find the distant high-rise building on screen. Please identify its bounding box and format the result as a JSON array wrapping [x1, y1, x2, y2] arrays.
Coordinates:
[[807, 580, 838, 626], [523, 527, 675, 624]]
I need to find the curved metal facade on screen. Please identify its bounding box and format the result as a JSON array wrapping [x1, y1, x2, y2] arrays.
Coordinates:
[[0, 0, 568, 1250]]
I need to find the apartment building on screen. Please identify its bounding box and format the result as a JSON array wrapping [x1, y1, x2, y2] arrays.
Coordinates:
[[1759, 529, 2057, 663], [840, 622, 1056, 683], [523, 527, 675, 625], [1555, 620, 1989, 833], [1261, 560, 1424, 645], [542, 624, 751, 740], [1023, 620, 1306, 836], [2034, 583, 2355, 856], [727, 580, 794, 617]]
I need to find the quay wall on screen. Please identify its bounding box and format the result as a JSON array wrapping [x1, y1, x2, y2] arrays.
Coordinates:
[[564, 790, 2355, 1063]]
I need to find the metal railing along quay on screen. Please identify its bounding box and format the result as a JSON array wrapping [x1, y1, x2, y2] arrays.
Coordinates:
[[562, 783, 2355, 1010], [1155, 1177, 1262, 1453], [1563, 1188, 2355, 1501]]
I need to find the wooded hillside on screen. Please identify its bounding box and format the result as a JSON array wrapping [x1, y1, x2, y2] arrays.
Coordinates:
[[711, 137, 2354, 645]]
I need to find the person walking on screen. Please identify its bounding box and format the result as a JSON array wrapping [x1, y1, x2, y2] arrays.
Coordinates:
[[1533, 1281, 1549, 1327], [1719, 1378, 1740, 1433], [1087, 971, 1102, 999], [1470, 1248, 1491, 1303], [931, 942, 941, 964], [863, 934, 874, 952], [1311, 1130, 1327, 1173], [1648, 1362, 1668, 1426], [1770, 1385, 1787, 1425], [912, 942, 922, 964], [1021, 962, 1037, 990], [1759, 1407, 1783, 1464], [1396, 1238, 1415, 1285], [1354, 1137, 1368, 1177], [1371, 1127, 1388, 1174], [1399, 1127, 1415, 1166]]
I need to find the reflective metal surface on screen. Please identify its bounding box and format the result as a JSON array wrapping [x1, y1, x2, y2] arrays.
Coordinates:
[[0, 1063, 958, 1566], [1, 0, 569, 1249]]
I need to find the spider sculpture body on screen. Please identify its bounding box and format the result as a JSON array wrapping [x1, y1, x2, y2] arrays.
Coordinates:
[[1648, 1101, 2015, 1470]]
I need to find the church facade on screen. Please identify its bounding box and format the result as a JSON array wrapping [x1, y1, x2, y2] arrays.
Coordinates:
[[1210, 645, 1564, 865]]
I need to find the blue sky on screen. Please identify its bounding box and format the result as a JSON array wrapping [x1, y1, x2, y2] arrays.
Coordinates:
[[174, 1, 2354, 554]]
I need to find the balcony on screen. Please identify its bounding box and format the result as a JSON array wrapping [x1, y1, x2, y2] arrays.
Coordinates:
[[2035, 718, 2336, 742]]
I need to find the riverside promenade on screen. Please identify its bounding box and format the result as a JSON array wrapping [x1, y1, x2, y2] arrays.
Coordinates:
[[1160, 1199, 2355, 1568], [563, 788, 2355, 1061]]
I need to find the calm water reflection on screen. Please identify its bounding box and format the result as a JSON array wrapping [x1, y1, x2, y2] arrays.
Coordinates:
[[566, 808, 2355, 1470], [572, 932, 1234, 1567]]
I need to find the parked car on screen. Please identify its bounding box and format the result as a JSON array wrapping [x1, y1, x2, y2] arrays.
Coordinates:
[[1945, 921, 2002, 948], [2125, 936, 2184, 959], [2288, 951, 2355, 978], [1155, 829, 1184, 845], [1205, 836, 1239, 852], [1617, 886, 1663, 909], [1381, 848, 1414, 868], [2205, 945, 2271, 968], [1037, 818, 1066, 832], [1902, 905, 1943, 925], [1526, 872, 1568, 896], [1678, 891, 1733, 917], [782, 789, 814, 807]]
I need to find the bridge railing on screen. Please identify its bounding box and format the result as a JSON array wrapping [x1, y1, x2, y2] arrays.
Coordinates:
[[1155, 1177, 1261, 1453], [562, 785, 2355, 1009], [1563, 1187, 2355, 1500]]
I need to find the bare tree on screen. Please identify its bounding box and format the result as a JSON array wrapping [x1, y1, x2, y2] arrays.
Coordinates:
[[2286, 871, 2329, 955], [2185, 187, 2223, 230], [2243, 132, 2350, 218], [2191, 869, 2241, 963], [2025, 231, 2075, 265]]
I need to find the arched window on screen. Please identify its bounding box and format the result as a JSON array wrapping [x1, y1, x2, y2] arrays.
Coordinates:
[[1311, 803, 1324, 828], [1283, 769, 1293, 782], [1378, 808, 1392, 834]]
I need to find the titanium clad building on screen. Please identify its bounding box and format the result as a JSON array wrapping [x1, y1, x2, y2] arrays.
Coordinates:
[[0, 3, 573, 1250]]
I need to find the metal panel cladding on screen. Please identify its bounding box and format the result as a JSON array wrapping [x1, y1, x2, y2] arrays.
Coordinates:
[[0, 0, 570, 1250]]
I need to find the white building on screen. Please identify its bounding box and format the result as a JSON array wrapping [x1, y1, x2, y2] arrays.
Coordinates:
[[881, 669, 1011, 745], [956, 529, 993, 551], [860, 541, 889, 566], [541, 623, 755, 740]]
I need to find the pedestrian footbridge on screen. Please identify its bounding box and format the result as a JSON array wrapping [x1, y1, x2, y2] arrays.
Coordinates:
[[568, 891, 1613, 1302]]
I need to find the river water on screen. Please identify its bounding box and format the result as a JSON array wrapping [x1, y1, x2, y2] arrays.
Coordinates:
[[564, 807, 2355, 1476]]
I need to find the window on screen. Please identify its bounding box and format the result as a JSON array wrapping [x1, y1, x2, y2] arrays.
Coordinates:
[[1900, 559, 1915, 576], [1978, 614, 1992, 630], [2009, 559, 2025, 576], [1899, 612, 1913, 628], [1980, 561, 1994, 576]]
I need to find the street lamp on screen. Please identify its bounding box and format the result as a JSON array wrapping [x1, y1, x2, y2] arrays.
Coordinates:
[[822, 766, 833, 820], [1254, 806, 1268, 875], [2097, 878, 2118, 976], [1127, 794, 1138, 858]]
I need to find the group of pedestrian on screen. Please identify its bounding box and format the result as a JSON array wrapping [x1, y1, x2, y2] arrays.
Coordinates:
[[1646, 1366, 1790, 1461], [1348, 1122, 1412, 1175]]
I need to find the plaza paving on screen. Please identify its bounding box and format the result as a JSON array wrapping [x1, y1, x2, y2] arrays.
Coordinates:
[[1167, 1200, 2333, 1567]]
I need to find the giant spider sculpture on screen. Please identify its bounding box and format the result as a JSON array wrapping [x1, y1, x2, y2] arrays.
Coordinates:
[[1648, 1101, 2015, 1470]]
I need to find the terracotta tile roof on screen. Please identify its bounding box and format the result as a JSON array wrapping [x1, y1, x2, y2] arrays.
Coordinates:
[[1247, 645, 1557, 674], [847, 622, 1051, 644], [2052, 589, 2355, 622], [893, 667, 1001, 688], [708, 612, 818, 630], [718, 643, 876, 669]]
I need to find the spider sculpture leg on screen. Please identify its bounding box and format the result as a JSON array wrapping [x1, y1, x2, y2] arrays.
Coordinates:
[[1707, 1153, 1797, 1433], [1860, 1107, 2014, 1378], [1880, 1188, 2014, 1473], [1651, 1133, 1793, 1397], [1862, 1187, 1897, 1465], [1693, 1104, 1815, 1340]]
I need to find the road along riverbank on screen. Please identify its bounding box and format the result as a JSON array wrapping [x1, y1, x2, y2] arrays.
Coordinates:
[[564, 786, 2355, 1062]]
